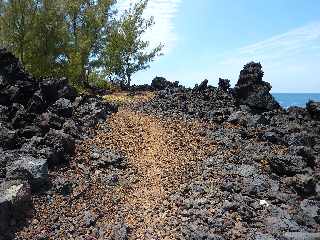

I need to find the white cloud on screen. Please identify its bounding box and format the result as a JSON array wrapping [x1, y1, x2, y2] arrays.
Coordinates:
[[211, 22, 320, 92], [220, 22, 320, 65], [117, 0, 181, 54]]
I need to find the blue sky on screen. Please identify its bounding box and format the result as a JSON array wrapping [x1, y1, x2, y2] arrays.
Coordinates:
[[119, 0, 320, 92]]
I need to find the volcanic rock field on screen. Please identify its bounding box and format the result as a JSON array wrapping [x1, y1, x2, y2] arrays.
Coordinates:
[[0, 49, 320, 239]]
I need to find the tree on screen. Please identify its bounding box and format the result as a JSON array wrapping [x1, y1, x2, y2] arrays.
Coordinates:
[[0, 0, 163, 89], [103, 0, 163, 87], [26, 0, 68, 77], [0, 0, 115, 82], [0, 0, 38, 64], [63, 0, 115, 85]]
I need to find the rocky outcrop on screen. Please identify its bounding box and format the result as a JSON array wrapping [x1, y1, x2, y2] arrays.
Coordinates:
[[0, 49, 117, 238], [193, 79, 209, 92], [218, 78, 231, 92], [307, 100, 320, 120], [233, 62, 281, 112], [151, 76, 179, 90]]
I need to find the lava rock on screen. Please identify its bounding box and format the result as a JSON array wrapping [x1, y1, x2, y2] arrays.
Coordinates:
[[73, 95, 115, 128], [218, 78, 231, 92], [62, 119, 80, 138], [289, 174, 317, 197], [306, 100, 320, 120], [49, 98, 73, 118], [300, 199, 320, 224], [193, 79, 208, 92], [0, 125, 17, 149], [0, 49, 32, 84], [270, 155, 307, 176], [0, 180, 31, 235], [262, 131, 280, 144], [91, 150, 126, 169], [289, 146, 315, 168], [11, 106, 36, 129], [0, 105, 8, 122], [39, 111, 65, 131], [57, 85, 77, 101], [18, 125, 42, 139], [44, 129, 75, 166], [6, 155, 48, 190], [151, 76, 178, 90], [282, 232, 320, 240], [52, 177, 72, 196], [40, 77, 68, 103], [27, 90, 47, 113], [111, 223, 129, 240], [233, 62, 280, 112]]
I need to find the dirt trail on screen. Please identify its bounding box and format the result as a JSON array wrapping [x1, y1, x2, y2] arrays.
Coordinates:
[[16, 94, 216, 240], [97, 108, 216, 239]]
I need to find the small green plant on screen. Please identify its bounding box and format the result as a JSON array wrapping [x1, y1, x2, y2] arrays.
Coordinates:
[[88, 72, 113, 90]]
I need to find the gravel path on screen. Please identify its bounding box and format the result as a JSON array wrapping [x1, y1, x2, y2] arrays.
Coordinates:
[[15, 94, 216, 239]]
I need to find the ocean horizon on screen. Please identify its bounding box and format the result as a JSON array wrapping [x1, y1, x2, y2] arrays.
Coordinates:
[[272, 93, 320, 109]]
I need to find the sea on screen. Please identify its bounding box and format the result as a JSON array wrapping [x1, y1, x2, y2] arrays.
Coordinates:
[[272, 93, 320, 109]]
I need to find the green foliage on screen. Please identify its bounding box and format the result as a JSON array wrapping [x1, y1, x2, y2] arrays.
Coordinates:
[[0, 0, 38, 64], [88, 71, 113, 90], [0, 0, 163, 88], [104, 0, 163, 87]]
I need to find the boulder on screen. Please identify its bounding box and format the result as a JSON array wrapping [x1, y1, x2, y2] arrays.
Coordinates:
[[11, 106, 36, 129], [6, 155, 48, 190], [40, 77, 68, 103], [0, 49, 31, 82], [58, 85, 77, 101], [49, 98, 73, 118], [218, 78, 230, 92], [38, 111, 65, 131], [306, 100, 320, 120], [193, 79, 208, 92], [73, 96, 115, 128], [0, 180, 31, 235], [233, 62, 280, 112], [62, 119, 80, 138], [44, 129, 75, 166], [151, 76, 178, 90], [27, 90, 47, 113]]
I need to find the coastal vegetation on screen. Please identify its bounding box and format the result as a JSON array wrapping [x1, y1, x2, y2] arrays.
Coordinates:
[[0, 0, 162, 89]]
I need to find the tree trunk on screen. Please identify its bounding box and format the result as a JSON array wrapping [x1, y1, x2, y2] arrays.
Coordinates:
[[126, 73, 131, 87]]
